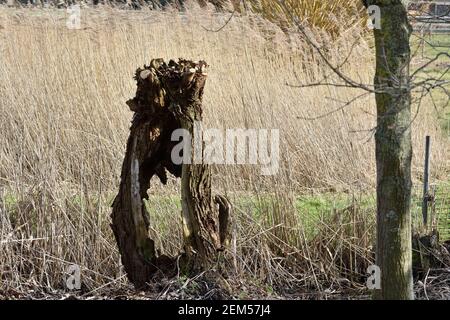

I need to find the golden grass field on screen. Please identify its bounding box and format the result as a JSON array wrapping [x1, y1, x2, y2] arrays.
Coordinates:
[[0, 5, 448, 298]]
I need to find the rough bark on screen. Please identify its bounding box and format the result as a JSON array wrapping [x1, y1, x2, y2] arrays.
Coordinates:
[[111, 59, 231, 288], [365, 0, 414, 300]]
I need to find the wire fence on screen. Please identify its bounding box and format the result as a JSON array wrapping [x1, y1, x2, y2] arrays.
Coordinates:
[[410, 0, 450, 33], [434, 184, 450, 240], [412, 183, 450, 241]]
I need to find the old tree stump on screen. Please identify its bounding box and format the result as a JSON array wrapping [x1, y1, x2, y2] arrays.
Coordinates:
[[111, 59, 231, 289]]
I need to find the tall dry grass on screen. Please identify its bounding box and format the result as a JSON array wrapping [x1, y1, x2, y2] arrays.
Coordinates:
[[248, 0, 364, 35], [0, 5, 448, 297]]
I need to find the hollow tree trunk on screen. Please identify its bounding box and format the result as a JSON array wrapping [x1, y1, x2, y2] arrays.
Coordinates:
[[365, 0, 414, 300], [111, 59, 231, 288]]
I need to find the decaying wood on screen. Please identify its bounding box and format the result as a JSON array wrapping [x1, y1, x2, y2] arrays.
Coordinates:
[[111, 58, 231, 288]]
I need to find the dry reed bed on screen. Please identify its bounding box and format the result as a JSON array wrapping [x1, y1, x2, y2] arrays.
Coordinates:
[[0, 6, 448, 297]]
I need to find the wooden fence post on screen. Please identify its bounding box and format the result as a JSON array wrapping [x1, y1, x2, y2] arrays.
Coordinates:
[[422, 135, 431, 227]]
